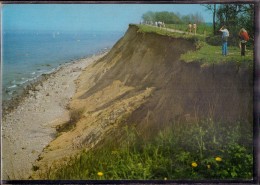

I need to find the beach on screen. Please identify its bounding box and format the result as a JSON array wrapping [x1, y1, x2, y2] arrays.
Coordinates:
[[2, 52, 107, 180]]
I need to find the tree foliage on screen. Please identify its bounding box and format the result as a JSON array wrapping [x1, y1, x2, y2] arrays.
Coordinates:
[[141, 11, 204, 24], [202, 4, 217, 34], [202, 4, 254, 38], [216, 4, 254, 39]]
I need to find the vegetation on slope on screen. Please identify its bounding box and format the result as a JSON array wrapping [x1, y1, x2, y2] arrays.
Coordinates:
[[34, 24, 253, 180], [41, 118, 252, 180]]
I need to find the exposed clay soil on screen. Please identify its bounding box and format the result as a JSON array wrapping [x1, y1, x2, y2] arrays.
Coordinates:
[[30, 25, 253, 179]]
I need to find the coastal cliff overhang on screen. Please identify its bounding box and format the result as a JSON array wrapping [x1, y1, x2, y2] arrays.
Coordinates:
[[76, 24, 253, 127], [31, 24, 253, 178]]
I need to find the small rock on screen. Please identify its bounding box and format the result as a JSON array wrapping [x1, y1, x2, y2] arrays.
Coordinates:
[[46, 93, 50, 96]]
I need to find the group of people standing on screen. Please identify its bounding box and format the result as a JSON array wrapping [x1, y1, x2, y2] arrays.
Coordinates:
[[155, 21, 165, 29], [141, 21, 165, 29], [219, 26, 250, 57], [188, 23, 197, 35]]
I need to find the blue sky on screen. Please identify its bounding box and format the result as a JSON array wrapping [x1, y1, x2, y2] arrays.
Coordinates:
[[2, 4, 212, 32]]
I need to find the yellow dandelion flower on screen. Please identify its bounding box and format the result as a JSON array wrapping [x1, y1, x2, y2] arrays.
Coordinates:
[[215, 157, 222, 162], [97, 172, 103, 176], [191, 162, 198, 167], [207, 164, 211, 169]]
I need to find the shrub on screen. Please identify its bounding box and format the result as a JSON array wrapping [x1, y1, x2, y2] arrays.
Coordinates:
[[56, 108, 85, 134]]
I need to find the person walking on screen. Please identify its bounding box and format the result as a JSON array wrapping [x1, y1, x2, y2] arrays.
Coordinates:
[[239, 28, 249, 56], [193, 23, 197, 35], [219, 26, 229, 56], [188, 23, 192, 34]]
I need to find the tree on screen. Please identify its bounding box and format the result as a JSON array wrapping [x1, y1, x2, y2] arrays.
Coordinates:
[[142, 11, 155, 23], [216, 4, 254, 38], [192, 12, 205, 24], [142, 11, 182, 24], [155, 11, 181, 24], [202, 4, 254, 38], [202, 4, 217, 34]]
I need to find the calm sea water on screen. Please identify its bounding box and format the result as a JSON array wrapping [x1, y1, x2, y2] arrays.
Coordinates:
[[2, 30, 124, 101]]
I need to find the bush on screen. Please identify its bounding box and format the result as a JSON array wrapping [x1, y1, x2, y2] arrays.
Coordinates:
[[56, 108, 85, 134]]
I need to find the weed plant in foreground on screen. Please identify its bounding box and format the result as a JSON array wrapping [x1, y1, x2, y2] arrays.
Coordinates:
[[43, 118, 253, 180]]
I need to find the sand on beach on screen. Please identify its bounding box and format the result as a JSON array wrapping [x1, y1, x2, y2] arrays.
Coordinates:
[[1, 52, 107, 180]]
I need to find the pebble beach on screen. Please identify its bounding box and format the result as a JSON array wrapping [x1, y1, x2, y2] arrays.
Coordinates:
[[1, 52, 107, 180]]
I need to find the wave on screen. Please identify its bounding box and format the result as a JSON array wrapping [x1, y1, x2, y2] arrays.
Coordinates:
[[7, 84, 17, 89]]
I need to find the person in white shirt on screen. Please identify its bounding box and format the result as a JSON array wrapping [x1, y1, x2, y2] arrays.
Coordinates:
[[219, 26, 229, 56]]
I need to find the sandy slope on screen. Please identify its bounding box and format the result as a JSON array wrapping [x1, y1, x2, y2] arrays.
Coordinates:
[[1, 53, 106, 180], [28, 25, 252, 180]]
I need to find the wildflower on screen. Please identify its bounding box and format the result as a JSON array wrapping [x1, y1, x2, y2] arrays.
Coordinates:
[[164, 177, 167, 180], [191, 162, 198, 167], [215, 157, 222, 162], [207, 164, 211, 169], [97, 172, 103, 176]]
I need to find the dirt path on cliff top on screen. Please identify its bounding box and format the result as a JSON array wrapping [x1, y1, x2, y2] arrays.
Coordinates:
[[146, 24, 204, 36], [1, 53, 106, 180]]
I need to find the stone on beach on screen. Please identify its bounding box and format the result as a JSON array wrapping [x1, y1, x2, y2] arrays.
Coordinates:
[[2, 52, 107, 180]]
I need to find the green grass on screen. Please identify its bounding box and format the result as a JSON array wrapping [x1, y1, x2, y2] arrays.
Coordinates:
[[136, 24, 205, 42], [135, 24, 253, 66], [166, 23, 213, 36], [180, 42, 254, 67], [40, 118, 253, 180]]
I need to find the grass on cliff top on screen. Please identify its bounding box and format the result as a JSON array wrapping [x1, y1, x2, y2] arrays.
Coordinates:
[[166, 23, 213, 36], [135, 24, 253, 67], [136, 24, 205, 42], [180, 42, 254, 67]]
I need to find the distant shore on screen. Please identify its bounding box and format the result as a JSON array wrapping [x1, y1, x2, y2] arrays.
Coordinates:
[[2, 51, 107, 180]]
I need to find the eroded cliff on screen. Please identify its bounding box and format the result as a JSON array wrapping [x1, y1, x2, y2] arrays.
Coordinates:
[[31, 25, 253, 178]]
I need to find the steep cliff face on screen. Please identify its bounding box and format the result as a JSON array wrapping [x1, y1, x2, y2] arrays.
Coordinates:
[[74, 24, 252, 132], [32, 25, 253, 177]]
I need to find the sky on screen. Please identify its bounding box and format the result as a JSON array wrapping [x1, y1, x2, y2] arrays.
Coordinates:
[[2, 4, 213, 32]]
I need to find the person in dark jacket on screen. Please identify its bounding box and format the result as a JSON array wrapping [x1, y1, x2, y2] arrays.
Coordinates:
[[239, 28, 249, 56]]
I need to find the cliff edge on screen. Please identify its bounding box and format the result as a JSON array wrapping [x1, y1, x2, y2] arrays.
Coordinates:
[[31, 25, 253, 178]]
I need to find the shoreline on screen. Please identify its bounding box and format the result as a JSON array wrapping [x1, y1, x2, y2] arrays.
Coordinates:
[[1, 51, 108, 180], [2, 49, 110, 117]]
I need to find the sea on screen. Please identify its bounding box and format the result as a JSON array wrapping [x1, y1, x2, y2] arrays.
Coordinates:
[[2, 30, 124, 102]]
